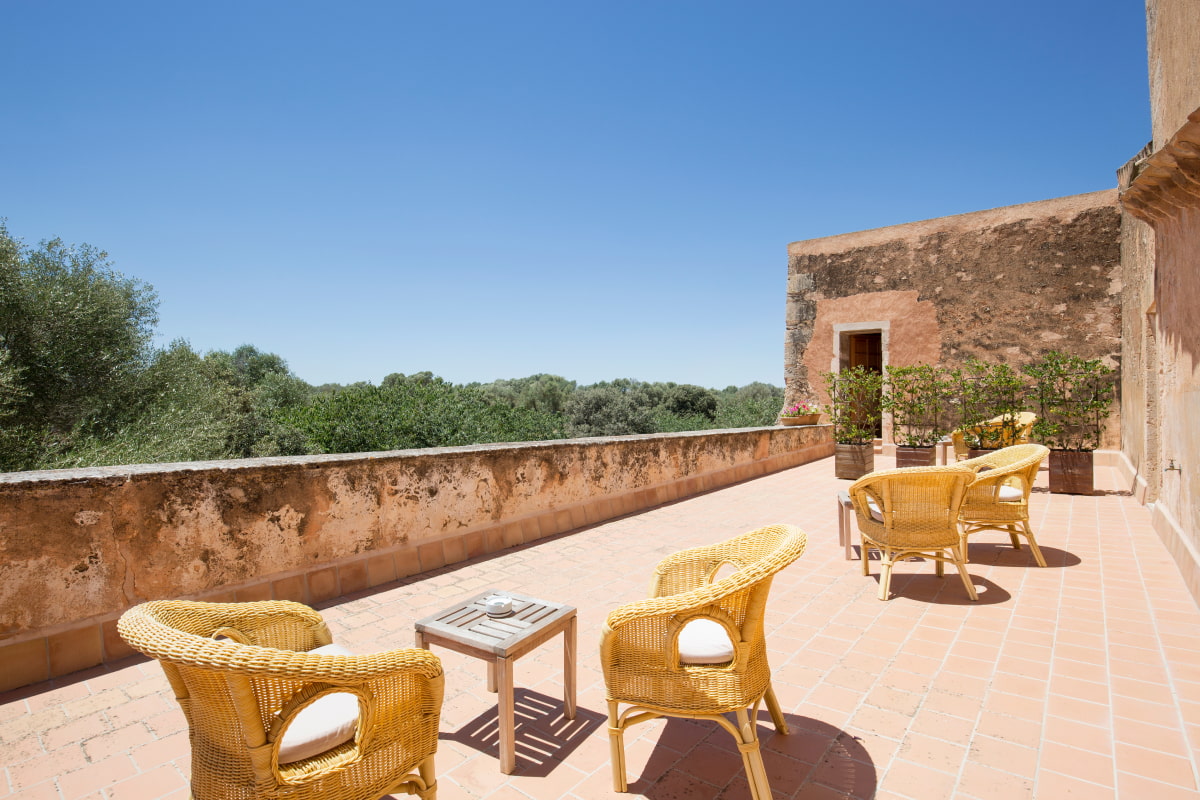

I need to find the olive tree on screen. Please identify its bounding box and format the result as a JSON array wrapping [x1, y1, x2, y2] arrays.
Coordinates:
[[0, 224, 158, 469]]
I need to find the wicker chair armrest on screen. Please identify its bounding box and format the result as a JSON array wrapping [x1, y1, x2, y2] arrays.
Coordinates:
[[968, 469, 1029, 489], [964, 472, 1030, 506], [600, 601, 745, 677], [264, 657, 444, 784], [270, 663, 442, 728], [137, 629, 443, 684], [958, 444, 1048, 473], [248, 646, 446, 685], [604, 584, 741, 632], [230, 642, 446, 686], [118, 601, 443, 682]]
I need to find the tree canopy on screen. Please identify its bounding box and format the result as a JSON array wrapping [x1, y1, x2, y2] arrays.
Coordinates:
[[0, 224, 787, 472], [0, 223, 158, 469]]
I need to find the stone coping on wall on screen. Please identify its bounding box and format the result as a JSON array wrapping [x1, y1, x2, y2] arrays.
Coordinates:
[[1122, 107, 1200, 225], [0, 425, 833, 692], [787, 189, 1118, 254]]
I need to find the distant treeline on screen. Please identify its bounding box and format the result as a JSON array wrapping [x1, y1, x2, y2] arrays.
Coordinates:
[[0, 224, 783, 472]]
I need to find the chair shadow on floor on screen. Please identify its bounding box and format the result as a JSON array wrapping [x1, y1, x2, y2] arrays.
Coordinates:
[[967, 541, 1082, 568], [628, 712, 876, 800], [853, 546, 1012, 605], [439, 688, 605, 777]]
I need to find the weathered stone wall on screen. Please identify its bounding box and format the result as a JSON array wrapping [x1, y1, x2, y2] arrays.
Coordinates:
[[1148, 0, 1200, 148], [785, 191, 1123, 447], [1117, 0, 1200, 604], [1154, 206, 1200, 572], [0, 425, 832, 691], [1118, 146, 1158, 504]]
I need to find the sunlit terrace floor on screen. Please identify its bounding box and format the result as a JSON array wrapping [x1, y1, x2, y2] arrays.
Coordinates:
[[3, 454, 1200, 800]]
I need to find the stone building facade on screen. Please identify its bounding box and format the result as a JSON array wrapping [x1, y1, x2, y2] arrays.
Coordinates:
[[784, 191, 1123, 445]]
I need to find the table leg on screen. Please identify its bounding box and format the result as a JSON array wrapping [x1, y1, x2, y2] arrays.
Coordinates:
[[564, 615, 577, 720], [487, 660, 497, 693], [844, 506, 853, 560], [414, 629, 427, 649], [838, 496, 854, 560], [496, 655, 516, 774]]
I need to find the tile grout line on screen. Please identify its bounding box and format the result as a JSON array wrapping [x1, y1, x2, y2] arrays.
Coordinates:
[[1120, 487, 1200, 793]]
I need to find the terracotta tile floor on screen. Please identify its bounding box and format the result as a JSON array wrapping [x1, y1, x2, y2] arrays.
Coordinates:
[[3, 454, 1200, 799]]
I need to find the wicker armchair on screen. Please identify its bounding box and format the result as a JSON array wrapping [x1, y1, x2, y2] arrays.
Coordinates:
[[118, 600, 444, 800], [600, 524, 807, 800], [951, 411, 1037, 461], [958, 443, 1050, 566], [849, 465, 977, 601]]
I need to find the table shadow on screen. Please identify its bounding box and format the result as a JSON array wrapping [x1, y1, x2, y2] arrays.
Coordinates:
[[439, 687, 605, 777]]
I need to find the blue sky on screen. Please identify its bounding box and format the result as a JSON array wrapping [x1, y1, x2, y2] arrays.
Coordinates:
[[2, 1, 1149, 389]]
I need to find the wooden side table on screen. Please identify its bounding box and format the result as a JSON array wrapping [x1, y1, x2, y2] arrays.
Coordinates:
[[414, 590, 577, 774]]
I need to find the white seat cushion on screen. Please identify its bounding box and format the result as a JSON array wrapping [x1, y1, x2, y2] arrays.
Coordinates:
[[997, 485, 1024, 502], [677, 618, 735, 665], [277, 644, 359, 764], [866, 497, 884, 522]]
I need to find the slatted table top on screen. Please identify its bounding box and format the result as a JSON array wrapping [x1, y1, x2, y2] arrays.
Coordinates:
[[413, 589, 576, 657]]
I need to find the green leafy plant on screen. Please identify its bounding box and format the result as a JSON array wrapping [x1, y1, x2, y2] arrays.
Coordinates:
[[952, 359, 1030, 450], [882, 364, 952, 448], [822, 366, 883, 445], [1022, 351, 1115, 451]]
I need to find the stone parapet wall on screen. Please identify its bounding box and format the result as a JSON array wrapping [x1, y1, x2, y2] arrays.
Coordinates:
[[0, 425, 832, 692]]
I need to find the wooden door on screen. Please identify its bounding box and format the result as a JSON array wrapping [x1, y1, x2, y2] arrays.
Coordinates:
[[847, 333, 883, 436]]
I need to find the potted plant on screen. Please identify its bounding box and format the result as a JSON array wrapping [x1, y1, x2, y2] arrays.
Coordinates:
[[952, 359, 1030, 457], [1023, 351, 1115, 495], [823, 365, 883, 480], [779, 401, 822, 426], [883, 364, 952, 467]]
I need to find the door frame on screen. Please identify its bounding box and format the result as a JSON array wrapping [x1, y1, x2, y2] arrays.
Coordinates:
[[831, 321, 890, 440]]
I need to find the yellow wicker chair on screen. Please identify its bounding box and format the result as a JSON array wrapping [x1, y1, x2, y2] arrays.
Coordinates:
[[951, 411, 1037, 461], [849, 465, 977, 601], [118, 600, 444, 800], [958, 443, 1050, 567], [600, 524, 807, 800]]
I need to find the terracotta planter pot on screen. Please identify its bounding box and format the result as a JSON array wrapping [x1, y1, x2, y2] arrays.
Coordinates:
[[1049, 449, 1094, 495], [781, 414, 821, 426], [895, 446, 936, 468], [835, 443, 874, 480]]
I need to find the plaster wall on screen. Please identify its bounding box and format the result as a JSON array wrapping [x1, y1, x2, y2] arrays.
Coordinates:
[[1151, 206, 1200, 599], [1148, 0, 1200, 148], [801, 291, 940, 405], [785, 191, 1123, 447], [1118, 2, 1200, 605], [0, 425, 832, 691], [1118, 160, 1158, 503]]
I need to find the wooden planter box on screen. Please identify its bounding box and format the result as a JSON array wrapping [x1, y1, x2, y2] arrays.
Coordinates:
[[895, 446, 936, 468], [835, 443, 874, 480], [780, 414, 821, 426], [1049, 449, 1094, 495]]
